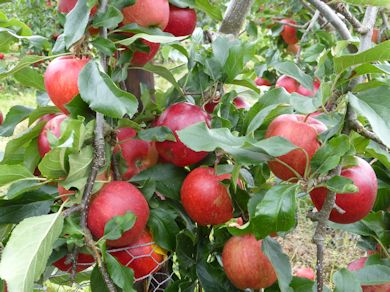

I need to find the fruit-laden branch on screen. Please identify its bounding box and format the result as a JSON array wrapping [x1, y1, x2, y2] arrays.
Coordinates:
[[219, 0, 254, 36], [73, 0, 117, 290], [304, 0, 352, 40], [309, 6, 378, 292]]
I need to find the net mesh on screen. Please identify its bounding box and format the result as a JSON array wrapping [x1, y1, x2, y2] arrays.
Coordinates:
[[43, 240, 173, 291]]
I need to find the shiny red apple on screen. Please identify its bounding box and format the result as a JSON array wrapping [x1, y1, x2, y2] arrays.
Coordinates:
[[275, 75, 300, 93], [122, 0, 170, 30], [310, 157, 377, 224], [348, 257, 390, 291], [87, 181, 150, 247], [181, 167, 233, 225], [233, 97, 250, 110], [0, 53, 4, 60], [44, 56, 89, 113], [164, 5, 197, 37], [280, 19, 299, 45], [114, 128, 159, 180], [0, 111, 3, 125], [38, 114, 67, 157], [265, 114, 327, 181], [155, 102, 211, 167], [110, 230, 164, 280], [222, 235, 277, 289], [53, 253, 94, 272]]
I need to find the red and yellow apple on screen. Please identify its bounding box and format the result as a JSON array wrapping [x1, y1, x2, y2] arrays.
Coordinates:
[[38, 114, 68, 157], [44, 56, 89, 113], [87, 181, 150, 247], [155, 102, 211, 167], [222, 235, 277, 289], [110, 230, 165, 280], [181, 167, 233, 225], [310, 157, 377, 224], [265, 114, 327, 181], [164, 5, 197, 37], [280, 19, 299, 45]]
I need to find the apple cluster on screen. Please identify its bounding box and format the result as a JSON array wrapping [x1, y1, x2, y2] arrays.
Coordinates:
[[31, 1, 380, 289]]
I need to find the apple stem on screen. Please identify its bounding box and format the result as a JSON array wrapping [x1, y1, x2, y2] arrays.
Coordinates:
[[274, 158, 303, 180]]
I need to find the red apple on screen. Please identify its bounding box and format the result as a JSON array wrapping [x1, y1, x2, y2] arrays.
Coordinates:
[[114, 127, 159, 180], [58, 0, 97, 15], [280, 19, 299, 45], [0, 53, 4, 60], [53, 253, 94, 272], [348, 257, 390, 291], [38, 113, 59, 123], [297, 80, 320, 97], [38, 114, 67, 157], [287, 43, 300, 55], [122, 0, 169, 30], [372, 28, 380, 44], [181, 167, 233, 225], [204, 99, 219, 113], [233, 97, 250, 110], [44, 56, 89, 113], [87, 181, 149, 247], [155, 102, 211, 167], [310, 157, 377, 224], [131, 39, 160, 66], [275, 75, 300, 93], [222, 235, 277, 289], [255, 77, 272, 87], [0, 111, 3, 125], [164, 5, 197, 37], [110, 230, 164, 280], [265, 114, 327, 181], [295, 267, 315, 280]]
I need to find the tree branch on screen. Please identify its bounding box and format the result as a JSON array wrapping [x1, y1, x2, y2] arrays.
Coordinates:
[[304, 0, 352, 40], [296, 10, 320, 61], [72, 0, 116, 290], [219, 0, 254, 36], [327, 1, 367, 33]]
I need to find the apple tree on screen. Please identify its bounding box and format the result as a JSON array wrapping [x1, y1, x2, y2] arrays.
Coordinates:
[[0, 0, 389, 291]]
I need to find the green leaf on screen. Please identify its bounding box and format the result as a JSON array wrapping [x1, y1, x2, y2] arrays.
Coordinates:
[[350, 89, 390, 148], [0, 55, 58, 79], [78, 61, 138, 118], [135, 63, 183, 93], [90, 266, 110, 292], [0, 105, 33, 137], [104, 211, 136, 241], [0, 212, 64, 292], [0, 191, 53, 224], [149, 205, 180, 251], [353, 265, 390, 285], [28, 106, 60, 126], [137, 126, 176, 142], [63, 0, 90, 48], [131, 164, 186, 200], [13, 67, 45, 91], [0, 165, 35, 187], [262, 237, 293, 292], [334, 41, 390, 74], [310, 135, 351, 177], [333, 268, 362, 292], [93, 5, 123, 29], [251, 185, 298, 238], [366, 141, 390, 169], [273, 61, 313, 90], [92, 37, 117, 56], [246, 137, 298, 157], [62, 146, 93, 190], [38, 148, 67, 179], [246, 104, 284, 134], [325, 176, 358, 194], [105, 253, 135, 292], [195, 0, 223, 20]]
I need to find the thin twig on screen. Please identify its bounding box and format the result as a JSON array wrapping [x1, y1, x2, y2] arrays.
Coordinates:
[[296, 10, 320, 62], [328, 1, 367, 33], [305, 0, 353, 40], [73, 0, 116, 290]]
